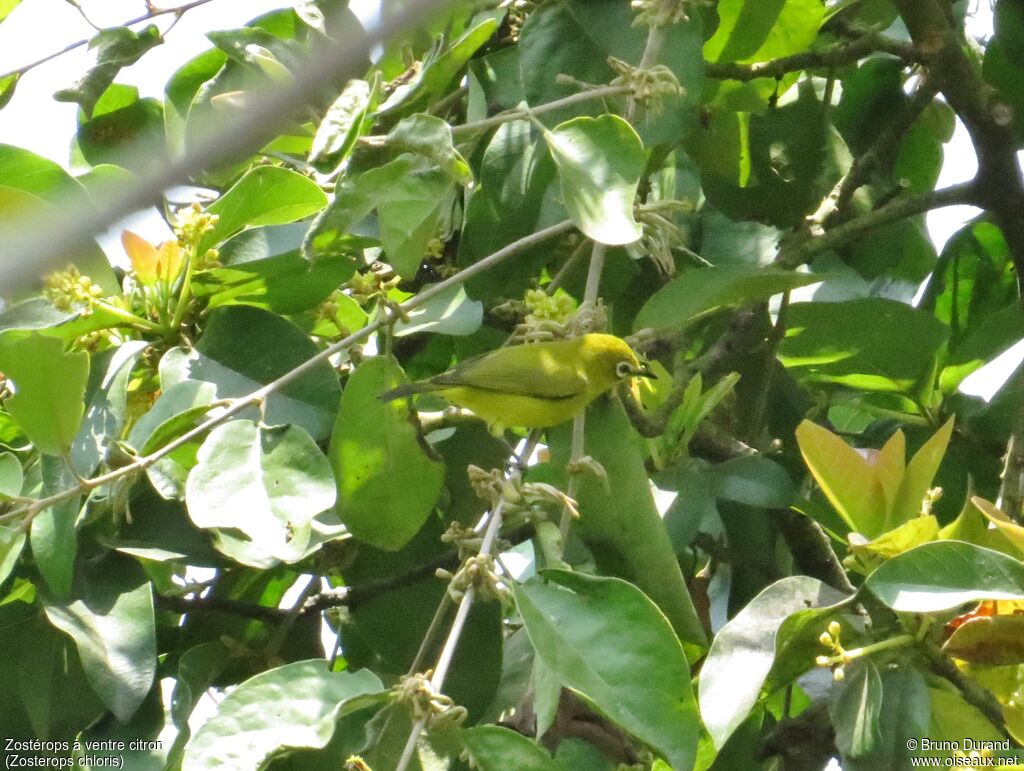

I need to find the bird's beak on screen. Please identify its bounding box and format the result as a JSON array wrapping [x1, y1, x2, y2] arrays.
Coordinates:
[[634, 362, 656, 379]]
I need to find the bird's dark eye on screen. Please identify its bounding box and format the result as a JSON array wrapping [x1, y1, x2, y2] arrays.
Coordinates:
[[615, 361, 632, 379]]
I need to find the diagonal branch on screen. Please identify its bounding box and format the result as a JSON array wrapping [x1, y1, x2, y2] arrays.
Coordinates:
[[706, 32, 917, 82]]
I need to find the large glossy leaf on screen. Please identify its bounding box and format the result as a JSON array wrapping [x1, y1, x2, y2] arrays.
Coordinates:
[[461, 726, 560, 771], [700, 576, 848, 748], [182, 661, 385, 771], [388, 112, 472, 184], [197, 222, 356, 314], [0, 452, 21, 497], [309, 77, 379, 172], [687, 82, 850, 228], [42, 559, 156, 723], [76, 84, 165, 170], [547, 399, 706, 650], [780, 298, 949, 392], [704, 0, 825, 111], [160, 306, 341, 440], [634, 265, 821, 332], [517, 0, 703, 146], [186, 421, 336, 562], [329, 356, 444, 550], [0, 334, 88, 456], [864, 541, 1024, 612], [54, 26, 163, 117], [514, 570, 697, 770], [376, 11, 501, 117], [830, 660, 883, 760], [543, 115, 643, 245], [393, 285, 482, 337], [199, 166, 328, 252]]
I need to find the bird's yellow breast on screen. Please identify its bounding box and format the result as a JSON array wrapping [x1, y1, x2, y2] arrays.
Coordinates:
[[438, 386, 594, 432]]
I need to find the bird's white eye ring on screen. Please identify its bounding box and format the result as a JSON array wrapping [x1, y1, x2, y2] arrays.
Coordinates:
[[615, 360, 633, 379]]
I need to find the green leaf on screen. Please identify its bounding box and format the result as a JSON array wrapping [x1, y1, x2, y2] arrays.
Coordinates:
[[182, 661, 385, 771], [393, 285, 482, 337], [200, 166, 328, 252], [76, 84, 165, 169], [890, 419, 954, 529], [70, 341, 147, 477], [128, 380, 218, 455], [548, 398, 706, 650], [197, 222, 357, 314], [330, 356, 444, 550], [0, 334, 88, 456], [186, 421, 336, 563], [0, 451, 22, 497], [517, 0, 703, 146], [0, 525, 25, 588], [796, 419, 889, 536], [514, 570, 698, 770], [377, 165, 453, 278], [864, 541, 1024, 612], [940, 305, 1024, 394], [634, 265, 820, 332], [703, 455, 795, 508], [830, 660, 883, 759], [309, 76, 379, 172], [704, 0, 825, 111], [543, 115, 644, 245], [30, 457, 80, 598], [0, 73, 18, 110], [700, 576, 849, 748], [388, 113, 473, 184], [780, 298, 949, 392], [42, 559, 156, 722], [461, 726, 560, 771], [54, 25, 163, 117], [160, 306, 341, 440], [377, 12, 501, 117], [687, 82, 850, 227]]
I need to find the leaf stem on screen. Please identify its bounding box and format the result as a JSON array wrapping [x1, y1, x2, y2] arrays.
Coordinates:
[[92, 299, 163, 333]]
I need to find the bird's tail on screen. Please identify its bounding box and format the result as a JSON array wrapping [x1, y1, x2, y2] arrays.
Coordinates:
[[378, 381, 444, 403]]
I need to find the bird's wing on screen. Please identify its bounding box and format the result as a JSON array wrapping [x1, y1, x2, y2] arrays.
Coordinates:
[[431, 344, 587, 400]]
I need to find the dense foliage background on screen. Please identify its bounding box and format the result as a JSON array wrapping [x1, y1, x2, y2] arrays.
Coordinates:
[[2, 0, 1024, 768]]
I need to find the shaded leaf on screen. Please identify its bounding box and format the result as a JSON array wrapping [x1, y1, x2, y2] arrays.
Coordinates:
[[700, 576, 848, 748], [186, 421, 336, 562], [634, 266, 820, 332], [462, 726, 559, 771], [54, 25, 163, 117], [330, 356, 443, 550], [514, 570, 698, 770], [388, 112, 472, 184], [830, 660, 882, 759], [160, 306, 341, 440], [780, 298, 949, 392], [200, 166, 328, 252], [42, 560, 156, 722], [943, 614, 1024, 665]]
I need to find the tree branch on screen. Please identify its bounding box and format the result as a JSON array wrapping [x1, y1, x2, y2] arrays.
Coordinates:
[[806, 77, 941, 234], [893, 0, 1024, 294], [706, 32, 917, 83], [0, 0, 218, 81], [776, 182, 978, 269]]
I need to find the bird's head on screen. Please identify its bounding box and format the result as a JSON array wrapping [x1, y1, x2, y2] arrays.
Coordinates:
[[581, 333, 656, 390]]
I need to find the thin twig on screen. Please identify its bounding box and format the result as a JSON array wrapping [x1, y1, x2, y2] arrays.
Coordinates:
[[806, 77, 940, 234], [775, 182, 978, 269], [705, 32, 917, 83], [0, 0, 218, 81]]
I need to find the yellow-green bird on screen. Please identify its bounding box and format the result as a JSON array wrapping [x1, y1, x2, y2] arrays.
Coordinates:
[[379, 333, 654, 433]]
